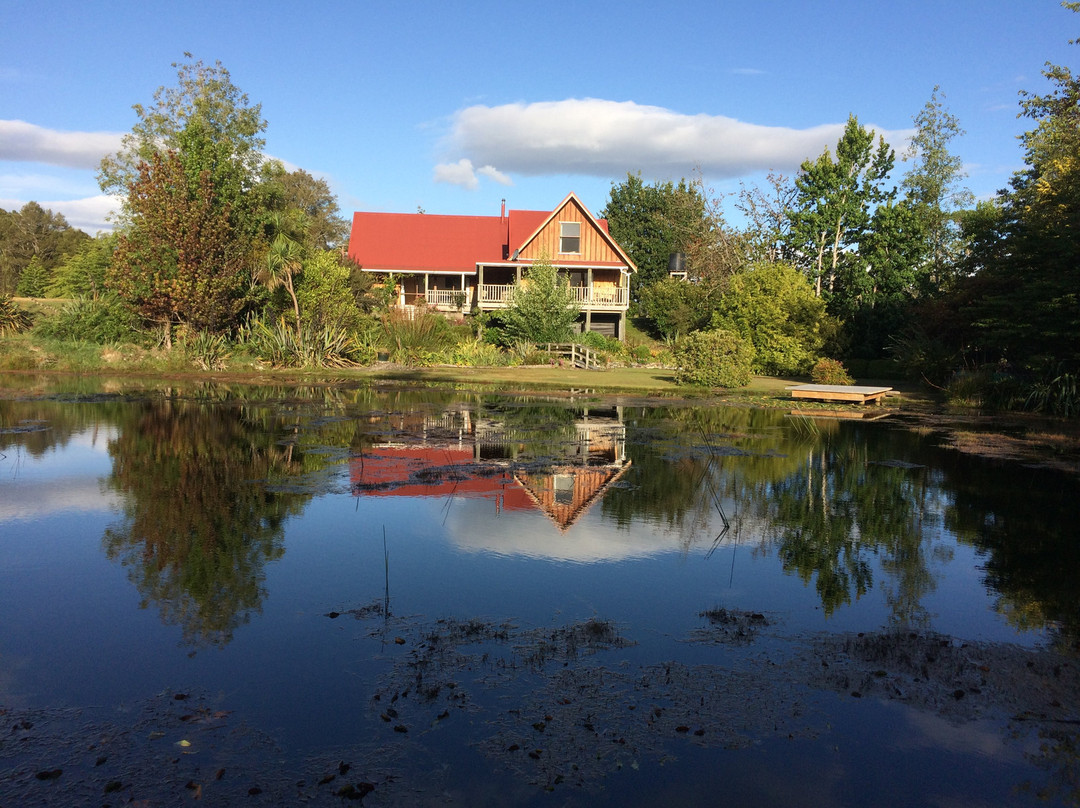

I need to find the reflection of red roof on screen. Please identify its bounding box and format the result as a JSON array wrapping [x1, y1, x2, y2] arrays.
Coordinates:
[[349, 447, 532, 510]]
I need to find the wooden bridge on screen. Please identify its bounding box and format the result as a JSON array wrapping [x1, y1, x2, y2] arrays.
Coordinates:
[[542, 343, 601, 370]]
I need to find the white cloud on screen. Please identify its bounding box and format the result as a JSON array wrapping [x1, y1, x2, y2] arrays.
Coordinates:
[[0, 119, 123, 169], [0, 194, 120, 233], [434, 157, 480, 189], [443, 98, 912, 182], [476, 164, 513, 186], [433, 158, 514, 190]]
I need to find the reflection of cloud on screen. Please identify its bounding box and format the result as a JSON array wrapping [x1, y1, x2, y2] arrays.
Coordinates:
[[0, 477, 120, 522], [441, 497, 673, 563], [897, 706, 1025, 760]]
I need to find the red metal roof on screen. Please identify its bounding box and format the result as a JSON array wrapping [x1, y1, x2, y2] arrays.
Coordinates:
[[348, 195, 618, 276], [349, 212, 507, 274]]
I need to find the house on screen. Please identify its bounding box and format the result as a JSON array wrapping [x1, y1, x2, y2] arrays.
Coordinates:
[[347, 192, 637, 340]]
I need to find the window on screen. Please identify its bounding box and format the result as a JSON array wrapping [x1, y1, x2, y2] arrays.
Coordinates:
[[559, 221, 581, 253]]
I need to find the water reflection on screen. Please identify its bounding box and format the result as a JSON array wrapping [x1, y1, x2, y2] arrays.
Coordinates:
[[2, 385, 1077, 649], [100, 396, 313, 648]]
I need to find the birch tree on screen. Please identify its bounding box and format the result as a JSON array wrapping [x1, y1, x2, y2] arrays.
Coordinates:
[[786, 116, 895, 298]]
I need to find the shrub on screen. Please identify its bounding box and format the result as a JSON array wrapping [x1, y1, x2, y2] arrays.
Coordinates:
[[0, 296, 34, 335], [379, 309, 455, 364], [712, 262, 827, 375], [32, 296, 144, 344], [181, 330, 231, 371], [811, 358, 854, 385], [445, 339, 506, 367], [239, 316, 371, 368], [673, 329, 755, 388]]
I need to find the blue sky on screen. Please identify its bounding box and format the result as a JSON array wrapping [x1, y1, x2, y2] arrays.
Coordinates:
[[1, 1, 1075, 233]]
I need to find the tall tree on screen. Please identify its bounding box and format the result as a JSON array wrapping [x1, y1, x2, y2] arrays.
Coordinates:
[[736, 171, 798, 264], [786, 116, 896, 299], [98, 54, 267, 245], [958, 2, 1080, 371], [901, 86, 973, 291], [257, 209, 309, 328], [108, 151, 246, 343], [601, 173, 707, 291]]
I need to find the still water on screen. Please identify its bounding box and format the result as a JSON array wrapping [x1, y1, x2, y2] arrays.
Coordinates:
[[1, 378, 1077, 806]]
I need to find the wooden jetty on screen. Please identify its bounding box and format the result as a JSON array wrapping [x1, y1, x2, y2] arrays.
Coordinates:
[[786, 384, 893, 405]]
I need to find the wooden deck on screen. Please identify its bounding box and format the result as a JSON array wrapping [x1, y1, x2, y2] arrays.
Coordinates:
[[786, 384, 893, 405]]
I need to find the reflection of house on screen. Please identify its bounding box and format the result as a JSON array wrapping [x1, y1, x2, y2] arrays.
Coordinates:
[[348, 406, 629, 531], [347, 193, 637, 339]]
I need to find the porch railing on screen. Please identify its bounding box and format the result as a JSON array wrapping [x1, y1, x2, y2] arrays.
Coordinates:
[[477, 284, 627, 308], [424, 289, 469, 309]]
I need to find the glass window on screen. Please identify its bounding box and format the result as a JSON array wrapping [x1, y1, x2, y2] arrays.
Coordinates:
[[559, 221, 581, 253]]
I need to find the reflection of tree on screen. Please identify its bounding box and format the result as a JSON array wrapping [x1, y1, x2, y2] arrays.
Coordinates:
[[945, 458, 1080, 647], [103, 397, 310, 648], [765, 434, 940, 621]]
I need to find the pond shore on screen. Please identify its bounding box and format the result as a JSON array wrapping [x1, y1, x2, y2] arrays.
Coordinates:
[[4, 365, 1078, 474]]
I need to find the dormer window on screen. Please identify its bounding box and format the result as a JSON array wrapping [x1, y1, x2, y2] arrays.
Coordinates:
[[559, 221, 581, 254]]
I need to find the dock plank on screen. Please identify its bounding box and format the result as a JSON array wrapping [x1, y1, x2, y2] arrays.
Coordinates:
[[786, 384, 893, 405]]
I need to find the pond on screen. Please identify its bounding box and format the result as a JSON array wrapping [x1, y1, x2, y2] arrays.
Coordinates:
[[1, 377, 1077, 806]]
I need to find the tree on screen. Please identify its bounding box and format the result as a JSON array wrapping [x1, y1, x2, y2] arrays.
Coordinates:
[[737, 171, 798, 264], [601, 173, 707, 291], [15, 255, 49, 298], [295, 250, 365, 331], [0, 202, 89, 295], [260, 165, 349, 250], [711, 262, 828, 375], [108, 151, 247, 342], [99, 54, 267, 225], [786, 116, 896, 299], [257, 209, 308, 328], [636, 277, 712, 341], [901, 86, 973, 291], [500, 254, 580, 344], [47, 234, 116, 299], [956, 3, 1080, 371]]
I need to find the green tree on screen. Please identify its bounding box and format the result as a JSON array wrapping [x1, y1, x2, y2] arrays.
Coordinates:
[[108, 151, 246, 343], [0, 202, 89, 295], [636, 276, 712, 341], [787, 116, 896, 300], [500, 254, 580, 344], [260, 165, 349, 250], [47, 233, 117, 298], [257, 209, 309, 328], [15, 255, 49, 297], [98, 54, 267, 229], [958, 3, 1080, 371], [601, 173, 707, 291], [295, 250, 364, 331], [711, 262, 828, 375], [901, 86, 973, 292]]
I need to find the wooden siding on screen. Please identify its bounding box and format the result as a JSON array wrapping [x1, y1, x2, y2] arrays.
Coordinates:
[[517, 197, 624, 264]]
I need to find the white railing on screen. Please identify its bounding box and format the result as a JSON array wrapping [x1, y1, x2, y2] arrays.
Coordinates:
[[424, 289, 469, 309], [478, 284, 627, 308]]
